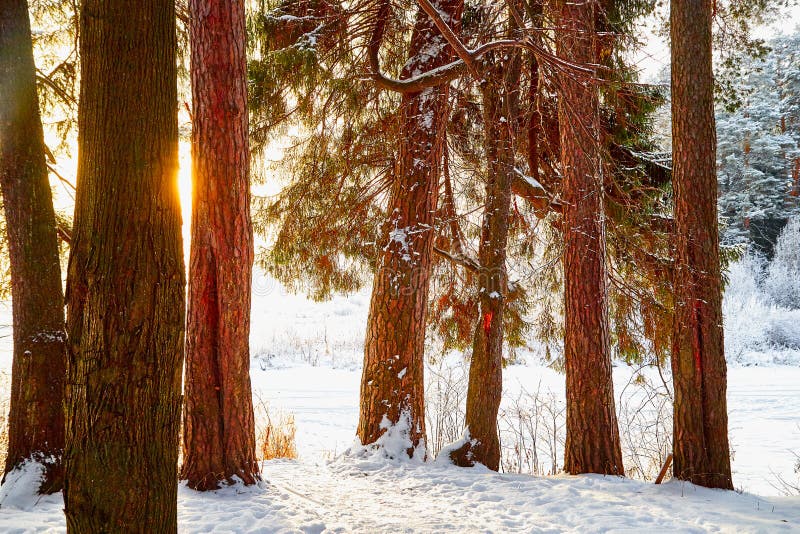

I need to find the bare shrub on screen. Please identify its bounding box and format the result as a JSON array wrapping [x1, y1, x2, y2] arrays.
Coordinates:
[[770, 431, 800, 496], [499, 383, 565, 475], [617, 364, 673, 480], [425, 357, 467, 459], [0, 370, 8, 470]]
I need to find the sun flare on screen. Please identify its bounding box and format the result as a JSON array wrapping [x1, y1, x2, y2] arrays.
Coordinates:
[[178, 142, 193, 262]]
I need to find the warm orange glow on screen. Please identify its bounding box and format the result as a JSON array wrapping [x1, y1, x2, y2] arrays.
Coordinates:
[[178, 142, 193, 264]]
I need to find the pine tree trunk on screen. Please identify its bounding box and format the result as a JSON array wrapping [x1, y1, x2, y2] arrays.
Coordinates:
[[670, 0, 733, 490], [452, 52, 520, 472], [557, 0, 624, 476], [0, 0, 67, 493], [358, 0, 463, 453], [64, 0, 185, 530], [181, 0, 259, 491]]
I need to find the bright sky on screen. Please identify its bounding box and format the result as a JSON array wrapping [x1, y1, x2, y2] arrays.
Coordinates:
[[633, 4, 800, 83]]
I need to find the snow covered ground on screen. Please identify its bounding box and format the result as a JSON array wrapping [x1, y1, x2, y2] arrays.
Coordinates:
[[0, 264, 798, 532], [3, 455, 799, 533]]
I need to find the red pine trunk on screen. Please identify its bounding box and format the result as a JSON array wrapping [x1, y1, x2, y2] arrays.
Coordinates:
[[181, 0, 259, 490], [670, 0, 733, 490], [452, 50, 520, 471], [358, 0, 463, 454], [557, 0, 624, 475]]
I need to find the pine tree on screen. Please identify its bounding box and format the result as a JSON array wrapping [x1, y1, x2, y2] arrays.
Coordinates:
[[0, 0, 66, 492], [450, 5, 522, 470], [670, 0, 734, 490], [716, 32, 800, 251], [358, 0, 464, 454], [64, 0, 185, 529], [557, 0, 624, 476], [181, 0, 260, 491]]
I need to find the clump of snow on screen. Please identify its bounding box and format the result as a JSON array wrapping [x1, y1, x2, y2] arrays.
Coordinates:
[[432, 428, 482, 468], [0, 460, 46, 511], [387, 225, 412, 263], [30, 330, 66, 343], [344, 412, 426, 464]]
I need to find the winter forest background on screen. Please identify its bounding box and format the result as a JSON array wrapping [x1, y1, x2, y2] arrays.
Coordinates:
[[1, 0, 800, 531]]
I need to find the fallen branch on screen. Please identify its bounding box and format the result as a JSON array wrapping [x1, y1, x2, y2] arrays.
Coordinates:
[[654, 453, 673, 484]]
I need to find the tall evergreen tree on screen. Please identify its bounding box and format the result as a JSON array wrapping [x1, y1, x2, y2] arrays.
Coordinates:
[[670, 0, 734, 490], [358, 0, 463, 453], [0, 0, 66, 492], [181, 0, 260, 491], [450, 7, 522, 470], [64, 0, 185, 529], [557, 0, 624, 475]]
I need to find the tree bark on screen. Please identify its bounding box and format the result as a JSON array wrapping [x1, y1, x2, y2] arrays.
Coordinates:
[[358, 0, 463, 454], [0, 0, 67, 493], [451, 50, 520, 471], [670, 0, 733, 490], [557, 0, 624, 476], [181, 0, 259, 491], [64, 0, 185, 530]]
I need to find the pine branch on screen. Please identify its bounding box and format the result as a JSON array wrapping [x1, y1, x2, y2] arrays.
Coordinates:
[[433, 246, 480, 273]]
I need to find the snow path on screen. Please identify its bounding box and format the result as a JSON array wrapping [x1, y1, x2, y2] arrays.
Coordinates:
[[3, 458, 798, 533], [257, 459, 800, 533]]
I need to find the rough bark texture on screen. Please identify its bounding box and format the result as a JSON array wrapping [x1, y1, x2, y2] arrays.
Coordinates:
[[181, 0, 259, 491], [358, 0, 463, 454], [0, 0, 67, 492], [557, 0, 624, 476], [670, 0, 733, 490], [64, 0, 185, 530], [451, 52, 520, 472]]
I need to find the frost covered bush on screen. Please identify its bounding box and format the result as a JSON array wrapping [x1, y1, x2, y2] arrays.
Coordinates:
[[723, 252, 800, 364], [617, 369, 672, 480], [764, 218, 800, 310]]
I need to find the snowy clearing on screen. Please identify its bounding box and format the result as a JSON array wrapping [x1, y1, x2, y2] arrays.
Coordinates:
[[0, 265, 799, 532]]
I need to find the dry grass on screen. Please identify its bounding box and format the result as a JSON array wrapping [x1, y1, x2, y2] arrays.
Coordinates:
[[254, 394, 297, 461], [0, 370, 9, 470]]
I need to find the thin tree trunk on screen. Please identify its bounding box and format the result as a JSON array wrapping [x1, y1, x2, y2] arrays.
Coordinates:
[[557, 0, 624, 475], [358, 0, 463, 454], [670, 0, 733, 490], [64, 0, 184, 530], [0, 0, 66, 493], [451, 50, 520, 471], [526, 0, 543, 187], [181, 0, 259, 491]]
